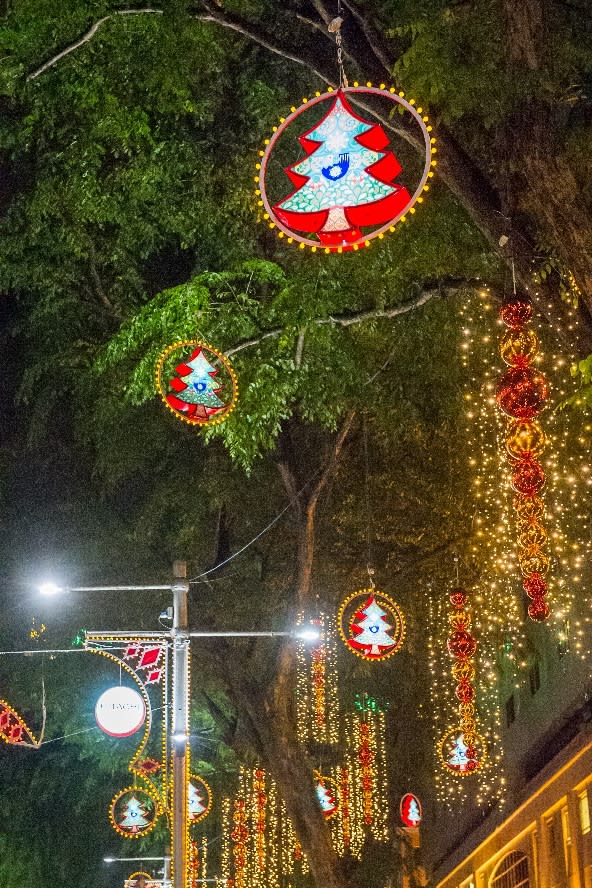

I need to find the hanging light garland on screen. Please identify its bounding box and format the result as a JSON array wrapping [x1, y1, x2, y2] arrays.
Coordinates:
[[437, 588, 486, 777], [496, 297, 551, 621], [296, 612, 339, 745]]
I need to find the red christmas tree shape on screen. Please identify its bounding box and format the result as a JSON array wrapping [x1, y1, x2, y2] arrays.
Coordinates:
[[348, 595, 396, 658], [166, 347, 225, 421], [273, 90, 411, 247]]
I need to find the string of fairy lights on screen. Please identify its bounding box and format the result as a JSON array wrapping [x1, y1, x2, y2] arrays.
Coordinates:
[[428, 284, 592, 810]]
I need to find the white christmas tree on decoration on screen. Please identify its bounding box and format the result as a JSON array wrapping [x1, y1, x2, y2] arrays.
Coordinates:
[[188, 782, 207, 820], [448, 733, 471, 769], [119, 795, 151, 831], [407, 797, 421, 826], [351, 596, 394, 655], [316, 780, 337, 817]]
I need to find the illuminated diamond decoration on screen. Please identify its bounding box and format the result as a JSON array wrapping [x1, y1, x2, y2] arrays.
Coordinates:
[[145, 669, 162, 685], [124, 645, 141, 660], [139, 647, 161, 668]]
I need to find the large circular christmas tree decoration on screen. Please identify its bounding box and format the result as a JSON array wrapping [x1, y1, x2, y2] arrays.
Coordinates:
[[188, 775, 212, 824], [109, 786, 161, 837], [496, 297, 551, 621], [95, 686, 146, 738], [155, 340, 238, 427], [400, 793, 422, 828], [437, 727, 486, 776], [338, 588, 405, 660], [257, 85, 435, 253], [314, 772, 339, 819]]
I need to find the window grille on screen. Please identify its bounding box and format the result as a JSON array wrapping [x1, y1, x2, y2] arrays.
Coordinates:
[[490, 851, 529, 888]]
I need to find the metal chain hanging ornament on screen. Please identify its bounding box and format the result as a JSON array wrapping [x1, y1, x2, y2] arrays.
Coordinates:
[[256, 10, 436, 253], [495, 268, 551, 621], [437, 587, 486, 776], [155, 339, 238, 428]]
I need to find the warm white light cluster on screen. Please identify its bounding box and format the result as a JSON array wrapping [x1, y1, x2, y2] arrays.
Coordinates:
[[428, 286, 591, 810], [296, 612, 340, 745]]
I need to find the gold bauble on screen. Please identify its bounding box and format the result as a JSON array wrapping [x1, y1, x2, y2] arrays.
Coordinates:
[[500, 327, 539, 366], [518, 523, 548, 549], [506, 419, 546, 459], [514, 494, 545, 521], [452, 661, 476, 682]]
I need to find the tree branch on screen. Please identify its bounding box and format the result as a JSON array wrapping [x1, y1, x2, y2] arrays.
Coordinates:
[[225, 280, 478, 358], [26, 9, 164, 82]]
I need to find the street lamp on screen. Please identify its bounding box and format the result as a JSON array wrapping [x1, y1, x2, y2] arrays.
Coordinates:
[[40, 562, 320, 888]]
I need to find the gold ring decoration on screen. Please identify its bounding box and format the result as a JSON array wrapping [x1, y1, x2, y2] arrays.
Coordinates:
[[109, 785, 162, 838], [155, 339, 238, 428], [437, 726, 486, 777], [338, 588, 405, 661]]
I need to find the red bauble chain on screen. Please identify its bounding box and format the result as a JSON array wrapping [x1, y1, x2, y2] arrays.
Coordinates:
[[496, 298, 550, 621]]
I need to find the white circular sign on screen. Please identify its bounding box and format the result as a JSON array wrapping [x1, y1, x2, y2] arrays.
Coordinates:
[[95, 686, 146, 738]]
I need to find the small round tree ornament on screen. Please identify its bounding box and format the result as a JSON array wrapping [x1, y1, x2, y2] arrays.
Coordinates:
[[257, 86, 435, 253], [338, 588, 405, 660], [438, 727, 486, 776], [109, 786, 161, 838], [156, 340, 238, 427]]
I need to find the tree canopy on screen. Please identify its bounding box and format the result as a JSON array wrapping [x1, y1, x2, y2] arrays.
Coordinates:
[[0, 2, 591, 887]]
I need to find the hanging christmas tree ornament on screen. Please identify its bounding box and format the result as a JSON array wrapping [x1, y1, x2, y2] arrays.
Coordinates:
[[257, 85, 435, 253], [0, 699, 40, 747], [400, 792, 423, 828], [338, 588, 405, 660], [437, 726, 486, 776], [155, 340, 238, 427], [496, 295, 551, 621], [109, 786, 162, 837], [438, 588, 484, 775], [314, 771, 339, 819], [188, 775, 212, 824]]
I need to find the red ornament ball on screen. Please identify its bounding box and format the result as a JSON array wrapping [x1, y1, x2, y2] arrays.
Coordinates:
[[447, 630, 477, 660], [523, 572, 548, 599], [449, 589, 468, 608], [455, 680, 475, 703], [528, 599, 550, 622], [511, 456, 545, 495], [496, 366, 549, 419], [500, 299, 533, 329]]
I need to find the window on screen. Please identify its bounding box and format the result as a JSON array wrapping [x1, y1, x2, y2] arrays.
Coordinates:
[[490, 851, 529, 888], [505, 693, 516, 727], [562, 805, 572, 875], [580, 789, 590, 835], [528, 660, 541, 695]]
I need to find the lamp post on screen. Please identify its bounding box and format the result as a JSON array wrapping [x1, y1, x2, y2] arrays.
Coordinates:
[[41, 561, 318, 888]]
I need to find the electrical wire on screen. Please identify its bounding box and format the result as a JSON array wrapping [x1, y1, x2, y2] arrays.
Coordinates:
[[188, 465, 323, 582]]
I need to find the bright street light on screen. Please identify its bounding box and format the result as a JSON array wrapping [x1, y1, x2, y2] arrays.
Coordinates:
[[39, 581, 63, 596]]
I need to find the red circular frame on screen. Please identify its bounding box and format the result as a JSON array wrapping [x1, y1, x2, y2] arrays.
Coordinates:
[[257, 85, 435, 252]]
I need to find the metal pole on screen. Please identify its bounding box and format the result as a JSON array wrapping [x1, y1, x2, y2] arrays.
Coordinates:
[[171, 561, 190, 888]]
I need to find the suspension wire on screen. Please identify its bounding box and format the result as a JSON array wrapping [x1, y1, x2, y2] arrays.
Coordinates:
[[362, 412, 375, 588], [329, 0, 348, 89]]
